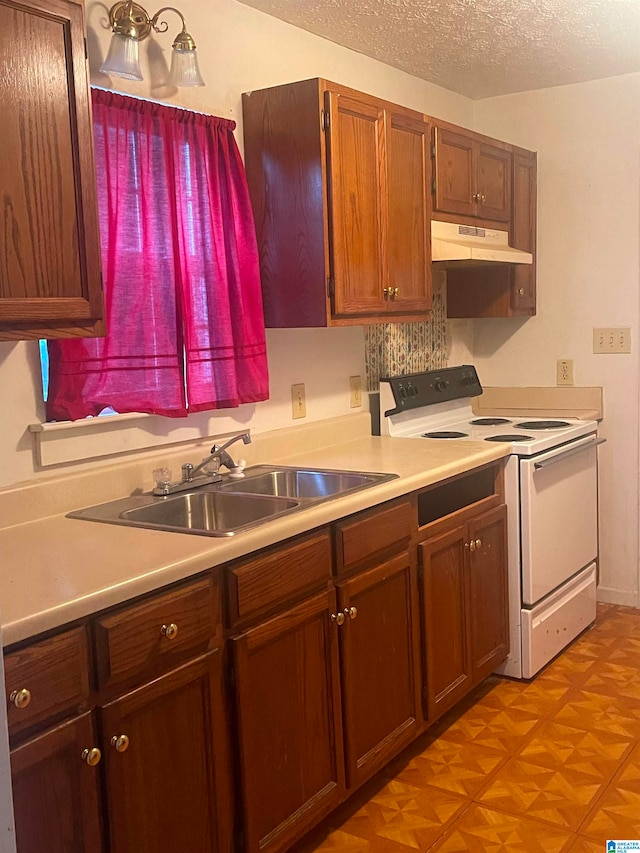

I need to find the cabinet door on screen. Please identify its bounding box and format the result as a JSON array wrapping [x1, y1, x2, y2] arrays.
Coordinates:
[[511, 149, 537, 313], [337, 553, 421, 790], [432, 127, 476, 218], [468, 505, 509, 683], [232, 589, 344, 853], [11, 712, 103, 853], [326, 91, 387, 317], [101, 653, 221, 853], [0, 0, 103, 340], [476, 142, 512, 221], [386, 112, 432, 314], [419, 524, 472, 722]]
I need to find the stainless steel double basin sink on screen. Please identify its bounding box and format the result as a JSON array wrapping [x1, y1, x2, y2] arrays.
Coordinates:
[[69, 466, 398, 537]]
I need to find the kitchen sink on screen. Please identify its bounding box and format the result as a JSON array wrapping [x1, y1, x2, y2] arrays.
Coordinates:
[[215, 466, 391, 499], [119, 491, 300, 535], [68, 465, 397, 537]]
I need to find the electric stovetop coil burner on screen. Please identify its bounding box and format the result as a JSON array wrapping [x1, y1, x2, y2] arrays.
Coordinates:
[[423, 431, 468, 439], [515, 420, 572, 430], [485, 434, 533, 442], [471, 418, 511, 426]]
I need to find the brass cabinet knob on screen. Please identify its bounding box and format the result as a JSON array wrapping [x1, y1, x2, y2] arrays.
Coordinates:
[[82, 747, 102, 767], [161, 623, 179, 640], [391, 287, 399, 299], [481, 194, 486, 202], [344, 606, 358, 620], [472, 193, 478, 202], [475, 538, 482, 549], [330, 612, 345, 626], [111, 734, 130, 753], [518, 288, 525, 296], [9, 689, 31, 709], [469, 540, 476, 552], [383, 287, 389, 298]]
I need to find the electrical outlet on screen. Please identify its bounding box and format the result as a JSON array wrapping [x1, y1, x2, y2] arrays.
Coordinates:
[[349, 375, 362, 408], [593, 327, 631, 353], [557, 359, 574, 386], [291, 383, 306, 419]]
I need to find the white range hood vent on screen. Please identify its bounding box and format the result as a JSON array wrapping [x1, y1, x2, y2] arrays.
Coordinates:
[[431, 220, 533, 265]]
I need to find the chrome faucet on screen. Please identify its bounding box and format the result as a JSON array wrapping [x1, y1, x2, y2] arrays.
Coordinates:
[[189, 433, 252, 478], [152, 433, 252, 496]]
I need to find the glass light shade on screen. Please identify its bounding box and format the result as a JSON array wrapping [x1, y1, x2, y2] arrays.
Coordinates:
[[168, 46, 205, 87], [100, 32, 143, 81]]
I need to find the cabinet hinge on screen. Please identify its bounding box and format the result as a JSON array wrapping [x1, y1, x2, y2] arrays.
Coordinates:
[[327, 278, 335, 297], [321, 109, 330, 131], [431, 178, 436, 194]]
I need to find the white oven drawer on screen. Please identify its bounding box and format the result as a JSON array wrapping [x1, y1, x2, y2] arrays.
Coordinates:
[[521, 563, 597, 679], [520, 435, 599, 605]]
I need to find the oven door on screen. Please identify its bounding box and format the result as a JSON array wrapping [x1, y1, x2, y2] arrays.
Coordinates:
[[520, 434, 602, 606]]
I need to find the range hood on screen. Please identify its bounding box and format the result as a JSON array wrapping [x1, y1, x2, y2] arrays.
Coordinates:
[[431, 220, 533, 265]]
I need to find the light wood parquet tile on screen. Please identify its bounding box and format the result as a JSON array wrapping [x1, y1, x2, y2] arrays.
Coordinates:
[[516, 719, 634, 781], [580, 741, 640, 842], [388, 737, 508, 798], [476, 758, 604, 830], [436, 703, 543, 754], [296, 606, 640, 853], [429, 804, 574, 852], [551, 688, 640, 740]]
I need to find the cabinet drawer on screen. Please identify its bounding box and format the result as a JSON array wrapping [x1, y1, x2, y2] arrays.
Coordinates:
[[335, 500, 415, 576], [5, 627, 90, 738], [95, 575, 220, 690], [227, 529, 332, 627]]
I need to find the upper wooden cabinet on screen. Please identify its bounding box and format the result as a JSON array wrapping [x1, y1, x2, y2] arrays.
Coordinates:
[[446, 147, 537, 318], [0, 0, 104, 341], [432, 125, 512, 223], [242, 79, 432, 327]]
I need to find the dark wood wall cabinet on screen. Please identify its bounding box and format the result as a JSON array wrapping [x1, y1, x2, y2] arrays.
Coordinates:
[[0, 0, 104, 341], [446, 145, 537, 318], [431, 124, 512, 223], [6, 464, 508, 853], [242, 79, 537, 324], [242, 78, 432, 327]]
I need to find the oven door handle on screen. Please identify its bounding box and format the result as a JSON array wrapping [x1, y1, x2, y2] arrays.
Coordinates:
[[533, 436, 606, 469]]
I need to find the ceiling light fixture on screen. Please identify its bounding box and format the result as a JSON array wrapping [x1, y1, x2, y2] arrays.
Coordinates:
[[100, 1, 204, 87]]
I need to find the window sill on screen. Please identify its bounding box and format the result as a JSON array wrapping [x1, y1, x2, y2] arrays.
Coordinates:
[[28, 411, 227, 468]]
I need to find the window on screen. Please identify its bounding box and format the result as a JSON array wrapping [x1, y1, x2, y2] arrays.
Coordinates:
[[46, 89, 269, 421]]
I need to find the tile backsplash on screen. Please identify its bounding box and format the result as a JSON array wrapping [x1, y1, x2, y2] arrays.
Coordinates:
[[364, 273, 447, 390]]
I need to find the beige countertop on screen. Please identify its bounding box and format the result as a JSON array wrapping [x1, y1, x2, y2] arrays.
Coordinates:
[[0, 415, 508, 647]]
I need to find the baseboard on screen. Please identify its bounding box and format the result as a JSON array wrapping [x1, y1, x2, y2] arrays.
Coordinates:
[[597, 586, 639, 608]]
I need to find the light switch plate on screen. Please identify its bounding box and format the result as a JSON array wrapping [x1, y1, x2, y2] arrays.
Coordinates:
[[593, 327, 631, 353], [291, 383, 306, 419]]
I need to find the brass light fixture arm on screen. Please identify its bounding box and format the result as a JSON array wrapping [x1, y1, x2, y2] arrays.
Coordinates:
[[107, 1, 196, 48]]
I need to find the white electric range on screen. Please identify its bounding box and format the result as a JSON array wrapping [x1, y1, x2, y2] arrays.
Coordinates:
[[379, 365, 604, 679]]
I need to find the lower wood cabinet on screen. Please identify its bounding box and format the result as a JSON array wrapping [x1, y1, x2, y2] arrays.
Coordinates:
[[232, 589, 345, 853], [11, 712, 103, 853], [7, 468, 509, 853], [337, 552, 421, 789], [101, 653, 222, 853], [10, 653, 226, 853], [419, 503, 508, 722]]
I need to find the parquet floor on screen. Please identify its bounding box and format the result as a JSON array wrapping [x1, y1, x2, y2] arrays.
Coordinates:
[[294, 604, 640, 852]]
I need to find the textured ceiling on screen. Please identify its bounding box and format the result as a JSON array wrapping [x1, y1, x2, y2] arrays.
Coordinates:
[[237, 0, 640, 99]]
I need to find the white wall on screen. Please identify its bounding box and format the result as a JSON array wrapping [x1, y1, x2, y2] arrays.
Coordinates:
[[473, 74, 640, 605], [0, 0, 472, 490]]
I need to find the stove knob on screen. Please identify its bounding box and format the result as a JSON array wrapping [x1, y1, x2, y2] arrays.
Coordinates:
[[434, 379, 449, 392], [400, 387, 408, 398], [410, 385, 418, 397]]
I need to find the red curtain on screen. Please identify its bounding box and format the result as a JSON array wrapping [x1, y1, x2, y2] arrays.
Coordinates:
[[46, 89, 269, 421]]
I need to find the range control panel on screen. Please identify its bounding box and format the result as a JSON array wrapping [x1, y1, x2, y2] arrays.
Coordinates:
[[380, 365, 482, 416]]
